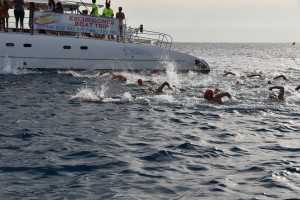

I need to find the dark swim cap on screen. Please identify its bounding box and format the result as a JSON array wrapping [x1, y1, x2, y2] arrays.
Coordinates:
[[138, 79, 143, 85], [204, 89, 213, 99]]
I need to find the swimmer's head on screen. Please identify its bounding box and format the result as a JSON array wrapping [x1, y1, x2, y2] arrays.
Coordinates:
[[138, 79, 143, 85], [204, 89, 214, 99], [120, 77, 127, 82]]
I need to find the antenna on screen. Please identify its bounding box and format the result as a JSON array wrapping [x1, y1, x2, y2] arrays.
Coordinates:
[[79, 0, 90, 13]]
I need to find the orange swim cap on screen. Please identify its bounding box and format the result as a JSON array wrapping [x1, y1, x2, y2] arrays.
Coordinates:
[[204, 89, 214, 99]]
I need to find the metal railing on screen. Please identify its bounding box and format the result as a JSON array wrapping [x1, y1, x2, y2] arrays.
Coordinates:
[[124, 26, 173, 50]]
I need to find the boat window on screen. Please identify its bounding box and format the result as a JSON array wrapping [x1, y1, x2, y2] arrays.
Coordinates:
[[80, 46, 88, 50], [63, 46, 71, 49], [24, 44, 32, 47], [6, 43, 14, 47]]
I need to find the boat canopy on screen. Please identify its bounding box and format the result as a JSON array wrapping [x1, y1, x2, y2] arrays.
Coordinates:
[[6, 0, 103, 12]]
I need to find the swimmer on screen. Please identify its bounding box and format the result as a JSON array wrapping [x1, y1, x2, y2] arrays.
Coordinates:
[[99, 71, 127, 82], [138, 79, 185, 93], [204, 89, 232, 105], [192, 70, 205, 75], [172, 85, 186, 92], [57, 71, 81, 77], [149, 70, 160, 75], [214, 88, 221, 94], [147, 81, 172, 94], [137, 79, 155, 86], [115, 75, 127, 82], [247, 74, 262, 78], [273, 75, 288, 81], [295, 85, 300, 91], [110, 73, 127, 82], [235, 80, 245, 85], [269, 86, 285, 101], [223, 70, 236, 76]]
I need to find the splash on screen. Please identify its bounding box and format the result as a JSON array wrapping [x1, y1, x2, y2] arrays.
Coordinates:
[[122, 92, 133, 102], [153, 94, 175, 105], [162, 57, 180, 86], [0, 56, 34, 75], [71, 88, 101, 102], [57, 71, 83, 78], [96, 84, 108, 99]]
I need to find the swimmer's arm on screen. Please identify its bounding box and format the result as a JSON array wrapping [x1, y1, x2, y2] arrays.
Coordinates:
[[295, 85, 300, 91], [274, 75, 288, 81], [269, 95, 277, 100], [223, 71, 236, 76], [147, 88, 155, 93], [215, 92, 232, 100], [155, 82, 171, 94], [248, 74, 262, 78], [269, 86, 284, 100]]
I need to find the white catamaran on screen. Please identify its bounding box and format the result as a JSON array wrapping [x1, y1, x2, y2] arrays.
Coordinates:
[[0, 0, 210, 73]]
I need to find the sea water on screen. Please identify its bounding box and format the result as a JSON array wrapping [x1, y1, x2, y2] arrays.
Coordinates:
[[0, 43, 299, 199]]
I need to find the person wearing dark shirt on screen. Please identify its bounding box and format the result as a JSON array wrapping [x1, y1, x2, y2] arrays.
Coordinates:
[[28, 2, 39, 29], [12, 0, 25, 31], [54, 2, 63, 13], [47, 0, 55, 11]]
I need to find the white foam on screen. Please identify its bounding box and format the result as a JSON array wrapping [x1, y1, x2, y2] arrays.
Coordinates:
[[153, 94, 175, 104], [57, 71, 83, 78], [71, 88, 101, 102], [0, 56, 33, 75], [122, 92, 133, 102]]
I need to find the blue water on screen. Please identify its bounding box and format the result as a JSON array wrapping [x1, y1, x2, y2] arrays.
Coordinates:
[[1, 43, 300, 199]]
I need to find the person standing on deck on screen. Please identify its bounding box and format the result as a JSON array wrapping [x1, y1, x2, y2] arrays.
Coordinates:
[[0, 0, 4, 31], [47, 0, 55, 11], [90, 0, 99, 37], [2, 1, 11, 32], [102, 3, 114, 39], [116, 7, 125, 41], [90, 0, 99, 16], [12, 0, 25, 31], [54, 2, 63, 13], [28, 2, 39, 29]]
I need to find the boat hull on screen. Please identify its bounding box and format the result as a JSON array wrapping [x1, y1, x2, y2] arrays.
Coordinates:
[[0, 32, 210, 73]]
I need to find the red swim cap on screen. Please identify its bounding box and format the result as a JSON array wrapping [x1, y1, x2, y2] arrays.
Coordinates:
[[138, 79, 143, 85], [204, 89, 214, 99]]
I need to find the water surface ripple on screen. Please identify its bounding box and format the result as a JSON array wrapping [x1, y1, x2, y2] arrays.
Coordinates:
[[1, 43, 300, 199]]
